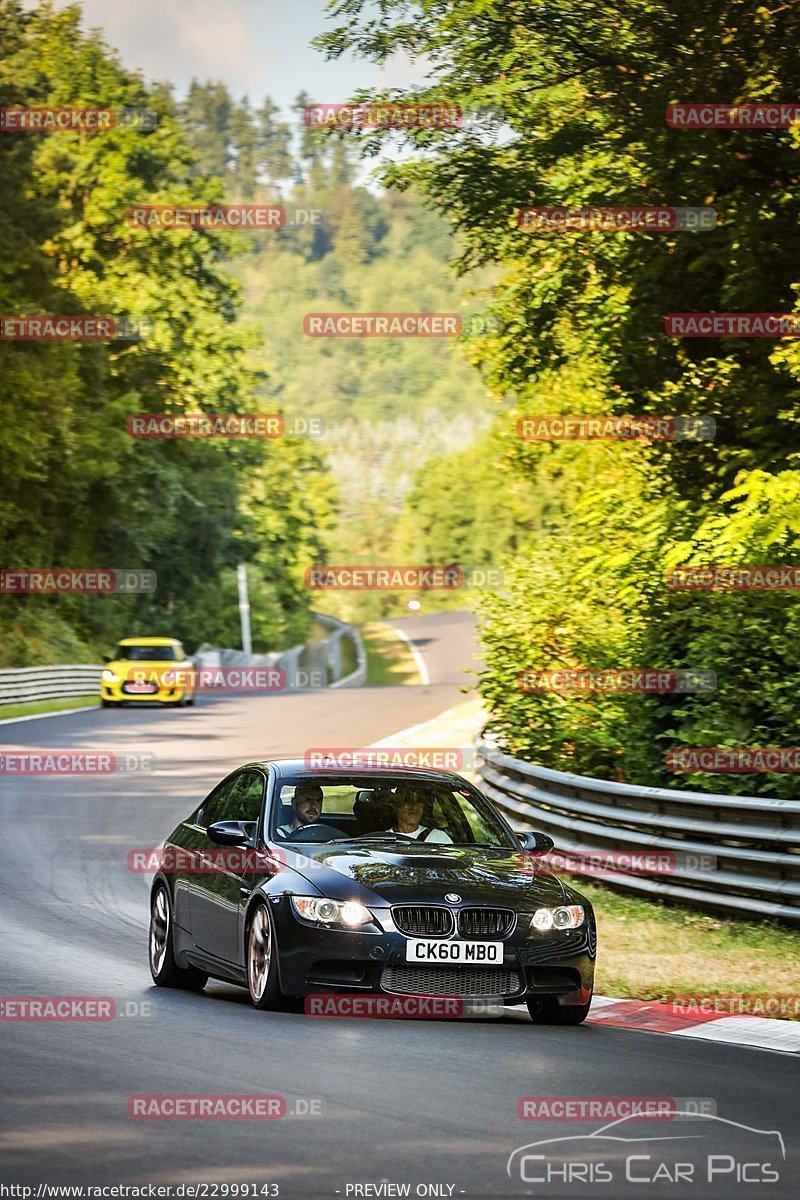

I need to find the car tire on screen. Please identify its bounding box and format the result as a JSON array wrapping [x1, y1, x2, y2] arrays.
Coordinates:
[[526, 993, 593, 1026], [246, 901, 283, 1011], [100, 699, 111, 708], [149, 883, 207, 991], [184, 695, 195, 707]]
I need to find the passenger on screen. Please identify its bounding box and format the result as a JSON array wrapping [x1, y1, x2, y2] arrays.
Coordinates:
[[390, 785, 452, 843], [277, 782, 324, 836]]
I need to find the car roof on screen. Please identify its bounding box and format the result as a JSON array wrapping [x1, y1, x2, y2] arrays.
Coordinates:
[[240, 758, 468, 785], [117, 636, 181, 646]]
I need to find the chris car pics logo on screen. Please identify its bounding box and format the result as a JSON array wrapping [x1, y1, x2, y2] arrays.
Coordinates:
[[507, 1112, 784, 1186]]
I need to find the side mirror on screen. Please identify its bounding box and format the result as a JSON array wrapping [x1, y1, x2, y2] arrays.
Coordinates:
[[207, 820, 249, 847], [102, 654, 111, 663], [517, 830, 555, 855]]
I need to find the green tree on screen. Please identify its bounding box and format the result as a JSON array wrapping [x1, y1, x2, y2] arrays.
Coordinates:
[[316, 0, 800, 793], [180, 78, 233, 181], [256, 96, 292, 187], [229, 96, 258, 197], [0, 1, 332, 663]]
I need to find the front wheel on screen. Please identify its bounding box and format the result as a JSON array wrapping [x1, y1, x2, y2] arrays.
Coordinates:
[[149, 883, 207, 991], [526, 992, 593, 1026], [246, 902, 283, 1010]]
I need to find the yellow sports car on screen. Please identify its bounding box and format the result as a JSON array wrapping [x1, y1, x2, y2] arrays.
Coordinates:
[[100, 637, 196, 707]]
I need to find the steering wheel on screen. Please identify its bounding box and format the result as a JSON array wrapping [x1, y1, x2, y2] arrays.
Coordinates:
[[285, 822, 349, 843]]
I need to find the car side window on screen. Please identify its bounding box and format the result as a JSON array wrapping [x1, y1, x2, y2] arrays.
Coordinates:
[[196, 778, 238, 828], [209, 771, 265, 827]]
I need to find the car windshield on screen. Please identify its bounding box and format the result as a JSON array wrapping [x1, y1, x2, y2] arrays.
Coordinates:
[[115, 644, 178, 661], [271, 775, 516, 847]]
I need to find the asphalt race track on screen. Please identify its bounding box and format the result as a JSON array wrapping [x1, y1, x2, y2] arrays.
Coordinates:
[[0, 611, 797, 1199]]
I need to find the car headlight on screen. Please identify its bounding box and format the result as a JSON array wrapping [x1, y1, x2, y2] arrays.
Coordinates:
[[530, 905, 585, 932], [291, 896, 373, 928], [101, 669, 120, 683]]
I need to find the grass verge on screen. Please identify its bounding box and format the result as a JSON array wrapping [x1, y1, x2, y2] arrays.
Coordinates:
[[0, 696, 99, 721], [577, 879, 800, 1009], [362, 623, 421, 686]]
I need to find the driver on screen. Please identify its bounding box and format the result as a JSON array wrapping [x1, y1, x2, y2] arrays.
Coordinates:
[[277, 781, 324, 837], [390, 785, 452, 843]]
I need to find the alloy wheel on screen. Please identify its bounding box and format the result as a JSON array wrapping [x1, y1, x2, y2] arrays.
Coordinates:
[[248, 906, 272, 1001], [150, 888, 169, 976]]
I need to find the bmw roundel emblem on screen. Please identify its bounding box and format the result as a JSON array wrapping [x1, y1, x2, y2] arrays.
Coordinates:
[[445, 893, 461, 903]]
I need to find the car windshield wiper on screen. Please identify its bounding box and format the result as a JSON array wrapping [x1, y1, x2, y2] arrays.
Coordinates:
[[333, 832, 417, 843]]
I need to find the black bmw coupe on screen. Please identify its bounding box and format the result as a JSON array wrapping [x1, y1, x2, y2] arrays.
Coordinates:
[[148, 759, 596, 1023]]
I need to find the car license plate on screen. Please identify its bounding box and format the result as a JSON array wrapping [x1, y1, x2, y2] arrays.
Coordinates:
[[405, 939, 503, 964], [122, 681, 158, 694]]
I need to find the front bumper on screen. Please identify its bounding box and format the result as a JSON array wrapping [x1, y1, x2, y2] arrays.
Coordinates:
[[101, 680, 189, 703], [272, 900, 596, 1004]]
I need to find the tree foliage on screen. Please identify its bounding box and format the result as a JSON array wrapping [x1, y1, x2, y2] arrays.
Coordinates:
[[317, 0, 800, 793], [0, 1, 332, 663]]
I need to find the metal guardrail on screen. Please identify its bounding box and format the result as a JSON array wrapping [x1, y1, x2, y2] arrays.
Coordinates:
[[0, 615, 365, 709], [195, 644, 306, 682], [475, 734, 800, 926], [196, 614, 366, 690], [312, 613, 367, 688], [330, 636, 367, 688], [0, 664, 102, 706]]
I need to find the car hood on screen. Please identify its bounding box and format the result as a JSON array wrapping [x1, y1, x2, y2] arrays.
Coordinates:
[[107, 658, 184, 673], [285, 842, 568, 908]]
